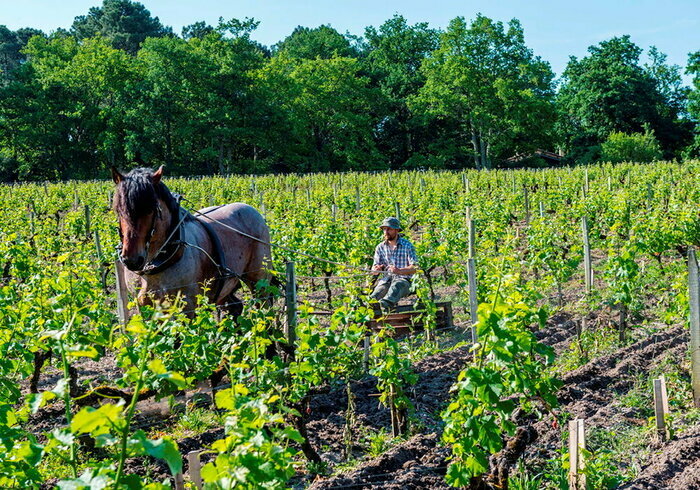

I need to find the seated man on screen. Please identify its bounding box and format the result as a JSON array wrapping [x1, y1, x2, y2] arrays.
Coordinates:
[[370, 217, 418, 311]]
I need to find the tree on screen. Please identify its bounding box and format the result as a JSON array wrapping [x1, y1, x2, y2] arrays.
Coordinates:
[[273, 25, 358, 59], [411, 15, 556, 169], [363, 15, 439, 168], [132, 20, 268, 174], [8, 35, 136, 178], [257, 53, 384, 172], [181, 21, 215, 40], [685, 51, 700, 158], [0, 26, 45, 83], [600, 126, 662, 163], [71, 0, 172, 54], [558, 36, 689, 162]]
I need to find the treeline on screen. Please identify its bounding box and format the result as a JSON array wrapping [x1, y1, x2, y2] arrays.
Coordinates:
[[0, 0, 699, 180]]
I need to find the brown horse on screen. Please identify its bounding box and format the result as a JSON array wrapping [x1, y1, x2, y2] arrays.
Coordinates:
[[112, 166, 272, 315]]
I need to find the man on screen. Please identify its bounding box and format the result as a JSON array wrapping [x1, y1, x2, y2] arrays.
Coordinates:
[[370, 217, 418, 311]]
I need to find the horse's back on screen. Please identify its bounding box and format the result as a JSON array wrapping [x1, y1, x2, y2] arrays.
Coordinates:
[[196, 202, 271, 282]]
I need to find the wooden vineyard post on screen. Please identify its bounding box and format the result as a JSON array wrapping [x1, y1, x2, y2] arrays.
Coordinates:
[[94, 230, 108, 294], [523, 185, 530, 225], [584, 168, 589, 195], [115, 260, 131, 327], [653, 376, 671, 441], [568, 419, 586, 489], [363, 329, 371, 374], [94, 230, 103, 262], [332, 203, 338, 221], [539, 201, 545, 218], [394, 202, 401, 223], [173, 472, 185, 490], [688, 248, 700, 407], [187, 450, 203, 489], [84, 205, 91, 240], [285, 261, 297, 353], [582, 217, 593, 297], [467, 217, 475, 260], [468, 218, 478, 343], [355, 186, 361, 211]]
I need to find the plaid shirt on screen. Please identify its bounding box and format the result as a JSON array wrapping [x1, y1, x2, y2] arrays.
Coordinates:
[[373, 237, 418, 278]]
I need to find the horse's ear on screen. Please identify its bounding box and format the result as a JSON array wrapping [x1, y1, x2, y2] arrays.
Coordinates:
[[111, 167, 124, 184], [152, 165, 164, 185]]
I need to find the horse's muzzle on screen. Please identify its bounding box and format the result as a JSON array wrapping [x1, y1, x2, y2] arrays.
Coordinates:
[[122, 254, 146, 271]]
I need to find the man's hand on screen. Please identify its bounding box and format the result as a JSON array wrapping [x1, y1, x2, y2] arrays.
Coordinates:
[[372, 264, 386, 275], [387, 265, 399, 275]]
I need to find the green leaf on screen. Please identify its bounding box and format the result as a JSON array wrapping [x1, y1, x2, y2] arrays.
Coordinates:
[[140, 435, 182, 475], [71, 403, 123, 434]]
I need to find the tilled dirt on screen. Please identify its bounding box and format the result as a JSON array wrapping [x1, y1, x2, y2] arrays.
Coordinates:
[[309, 316, 697, 490], [22, 295, 700, 489]]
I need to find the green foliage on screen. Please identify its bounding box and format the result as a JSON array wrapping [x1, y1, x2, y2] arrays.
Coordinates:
[[70, 0, 172, 54], [273, 25, 357, 59], [442, 286, 560, 486], [558, 36, 690, 161], [411, 15, 556, 169], [600, 127, 662, 163], [201, 386, 299, 489]]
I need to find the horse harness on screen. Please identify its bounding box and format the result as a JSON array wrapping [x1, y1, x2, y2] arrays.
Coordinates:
[[121, 195, 236, 303]]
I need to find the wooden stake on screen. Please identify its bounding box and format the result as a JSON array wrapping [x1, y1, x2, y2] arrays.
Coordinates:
[[84, 205, 91, 240], [653, 376, 671, 441], [468, 258, 478, 343], [539, 202, 545, 218], [363, 330, 370, 374], [688, 248, 700, 407], [285, 261, 297, 349], [355, 186, 361, 211], [394, 202, 401, 223], [115, 260, 130, 327], [174, 472, 185, 490], [468, 219, 475, 259], [187, 450, 203, 489], [582, 217, 592, 296], [523, 186, 530, 225], [568, 419, 586, 489], [94, 230, 103, 262]]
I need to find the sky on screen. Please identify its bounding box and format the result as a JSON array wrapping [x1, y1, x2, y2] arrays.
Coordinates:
[[3, 0, 699, 83]]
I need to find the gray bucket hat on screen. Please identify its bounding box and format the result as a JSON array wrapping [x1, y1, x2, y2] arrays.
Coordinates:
[[379, 217, 402, 231]]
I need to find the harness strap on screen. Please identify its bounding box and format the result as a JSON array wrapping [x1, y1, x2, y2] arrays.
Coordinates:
[[196, 207, 235, 303], [137, 199, 186, 276]]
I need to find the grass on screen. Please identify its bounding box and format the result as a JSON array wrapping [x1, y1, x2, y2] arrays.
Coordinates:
[[553, 324, 620, 375], [149, 403, 222, 441]]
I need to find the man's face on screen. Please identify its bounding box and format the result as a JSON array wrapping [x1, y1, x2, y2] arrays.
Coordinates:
[[382, 226, 399, 241]]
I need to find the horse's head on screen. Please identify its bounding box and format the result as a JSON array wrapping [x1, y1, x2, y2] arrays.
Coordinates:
[[112, 165, 174, 272]]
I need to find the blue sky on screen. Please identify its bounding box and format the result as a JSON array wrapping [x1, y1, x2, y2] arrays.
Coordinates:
[[3, 0, 699, 83]]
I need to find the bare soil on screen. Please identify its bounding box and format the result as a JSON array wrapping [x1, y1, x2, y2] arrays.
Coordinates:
[[24, 279, 700, 489]]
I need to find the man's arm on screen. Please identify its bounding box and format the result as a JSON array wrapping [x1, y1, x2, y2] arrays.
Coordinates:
[[387, 264, 417, 275], [372, 244, 386, 274], [387, 241, 418, 275]]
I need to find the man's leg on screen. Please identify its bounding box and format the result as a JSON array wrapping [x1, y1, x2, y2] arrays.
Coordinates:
[[370, 278, 391, 301], [379, 277, 411, 311]]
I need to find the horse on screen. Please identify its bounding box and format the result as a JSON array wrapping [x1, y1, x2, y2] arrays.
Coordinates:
[[111, 166, 272, 316]]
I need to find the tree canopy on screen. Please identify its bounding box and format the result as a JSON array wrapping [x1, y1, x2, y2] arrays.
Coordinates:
[[0, 1, 697, 181]]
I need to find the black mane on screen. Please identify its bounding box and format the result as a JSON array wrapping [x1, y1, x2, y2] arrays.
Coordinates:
[[114, 167, 178, 223]]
